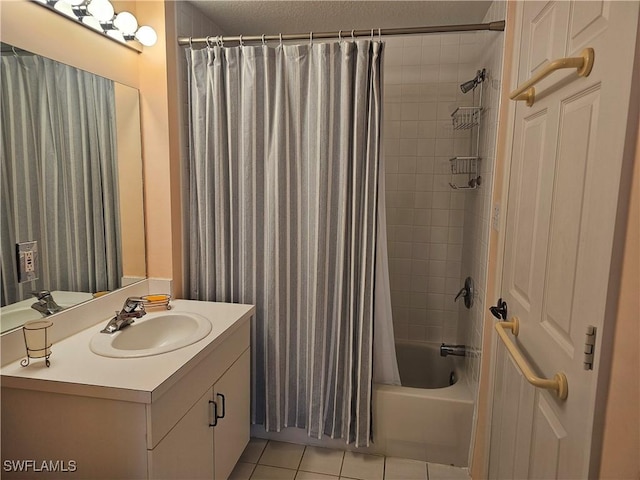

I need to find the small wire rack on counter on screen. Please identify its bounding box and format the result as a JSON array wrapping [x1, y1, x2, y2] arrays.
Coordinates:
[[449, 156, 482, 189], [141, 294, 172, 311]]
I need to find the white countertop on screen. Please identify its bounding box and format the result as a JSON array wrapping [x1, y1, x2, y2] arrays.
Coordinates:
[[1, 300, 255, 404]]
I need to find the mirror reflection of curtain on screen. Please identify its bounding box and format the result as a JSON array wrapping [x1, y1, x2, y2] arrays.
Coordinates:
[[0, 54, 121, 306]]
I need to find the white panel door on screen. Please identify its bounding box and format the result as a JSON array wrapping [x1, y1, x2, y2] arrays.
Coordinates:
[[490, 1, 639, 478]]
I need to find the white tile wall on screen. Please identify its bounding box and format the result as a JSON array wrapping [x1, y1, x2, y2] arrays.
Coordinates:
[[384, 33, 480, 346], [457, 0, 506, 414]]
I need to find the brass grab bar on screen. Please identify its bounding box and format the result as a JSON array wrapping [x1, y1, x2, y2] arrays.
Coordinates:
[[510, 48, 594, 106], [495, 317, 568, 400]]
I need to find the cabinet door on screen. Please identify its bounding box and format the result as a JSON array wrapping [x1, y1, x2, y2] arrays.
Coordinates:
[[149, 387, 214, 480], [213, 349, 250, 480]]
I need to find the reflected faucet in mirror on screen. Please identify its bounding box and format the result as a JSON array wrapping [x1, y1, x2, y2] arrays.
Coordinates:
[[30, 291, 63, 316]]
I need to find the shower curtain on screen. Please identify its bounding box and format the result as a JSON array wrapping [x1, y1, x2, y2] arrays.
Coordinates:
[[0, 54, 121, 306], [186, 39, 399, 447]]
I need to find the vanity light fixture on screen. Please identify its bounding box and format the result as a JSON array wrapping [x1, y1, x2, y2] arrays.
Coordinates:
[[34, 0, 158, 48]]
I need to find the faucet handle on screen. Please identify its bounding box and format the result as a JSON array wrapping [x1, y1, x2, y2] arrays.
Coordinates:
[[122, 297, 145, 313], [31, 290, 51, 300]]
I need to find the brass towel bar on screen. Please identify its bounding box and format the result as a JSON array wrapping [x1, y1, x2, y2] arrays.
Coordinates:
[[510, 48, 594, 106], [495, 317, 569, 400]]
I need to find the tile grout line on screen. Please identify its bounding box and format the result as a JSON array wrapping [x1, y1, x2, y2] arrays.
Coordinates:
[[295, 444, 307, 473], [382, 454, 386, 480]]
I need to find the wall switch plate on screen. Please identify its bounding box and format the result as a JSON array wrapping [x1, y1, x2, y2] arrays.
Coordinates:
[[16, 241, 39, 283]]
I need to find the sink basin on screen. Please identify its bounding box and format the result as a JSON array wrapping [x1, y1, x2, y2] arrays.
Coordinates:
[[89, 311, 213, 358]]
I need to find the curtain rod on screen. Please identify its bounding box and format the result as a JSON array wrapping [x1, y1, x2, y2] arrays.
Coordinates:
[[177, 20, 505, 46]]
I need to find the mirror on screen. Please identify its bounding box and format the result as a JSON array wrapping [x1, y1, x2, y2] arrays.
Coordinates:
[[0, 42, 146, 334]]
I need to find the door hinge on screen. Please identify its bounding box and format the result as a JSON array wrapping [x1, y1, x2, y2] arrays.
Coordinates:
[[584, 325, 597, 370]]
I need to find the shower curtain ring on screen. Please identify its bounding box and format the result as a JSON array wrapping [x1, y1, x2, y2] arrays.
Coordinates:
[[309, 31, 313, 45], [219, 36, 224, 47], [188, 37, 193, 48], [351, 29, 355, 40], [378, 28, 382, 41], [262, 34, 266, 45], [338, 30, 342, 42], [370, 29, 374, 40], [279, 33, 283, 46], [239, 35, 244, 46], [205, 36, 212, 49]]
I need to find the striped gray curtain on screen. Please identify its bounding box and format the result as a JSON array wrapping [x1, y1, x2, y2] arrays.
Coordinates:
[[186, 40, 383, 446], [0, 54, 121, 306]]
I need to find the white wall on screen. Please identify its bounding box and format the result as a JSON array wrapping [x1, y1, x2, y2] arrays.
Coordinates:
[[383, 33, 480, 346]]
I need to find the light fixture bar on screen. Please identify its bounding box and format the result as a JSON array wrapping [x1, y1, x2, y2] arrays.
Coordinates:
[[32, 0, 158, 50]]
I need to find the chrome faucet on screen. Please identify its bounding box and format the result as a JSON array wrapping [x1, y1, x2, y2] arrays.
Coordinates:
[[100, 297, 146, 334], [31, 290, 63, 316], [440, 344, 466, 357]]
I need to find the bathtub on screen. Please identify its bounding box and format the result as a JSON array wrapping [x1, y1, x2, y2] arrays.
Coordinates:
[[251, 341, 474, 466], [371, 340, 474, 466]]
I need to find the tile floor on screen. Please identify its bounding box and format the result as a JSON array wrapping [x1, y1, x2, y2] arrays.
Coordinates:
[[230, 438, 470, 480]]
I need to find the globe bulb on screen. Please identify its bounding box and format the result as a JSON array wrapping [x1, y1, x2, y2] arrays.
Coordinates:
[[106, 29, 125, 43], [113, 11, 138, 35], [135, 26, 157, 47], [53, 1, 77, 18], [87, 0, 114, 22], [82, 15, 103, 31]]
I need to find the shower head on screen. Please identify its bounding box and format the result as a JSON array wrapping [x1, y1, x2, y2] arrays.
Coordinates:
[[460, 79, 477, 94], [460, 69, 487, 94]]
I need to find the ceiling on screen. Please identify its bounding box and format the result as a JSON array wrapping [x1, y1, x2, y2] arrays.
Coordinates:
[[188, 1, 494, 37]]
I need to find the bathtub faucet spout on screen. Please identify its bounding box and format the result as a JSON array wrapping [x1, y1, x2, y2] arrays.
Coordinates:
[[440, 344, 466, 357]]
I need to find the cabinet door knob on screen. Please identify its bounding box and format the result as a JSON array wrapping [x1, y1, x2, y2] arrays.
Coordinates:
[[209, 400, 218, 427]]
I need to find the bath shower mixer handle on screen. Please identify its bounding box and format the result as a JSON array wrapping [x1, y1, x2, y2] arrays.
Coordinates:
[[454, 277, 474, 309]]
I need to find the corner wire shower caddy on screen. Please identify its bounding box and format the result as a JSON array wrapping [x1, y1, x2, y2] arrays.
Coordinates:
[[449, 70, 485, 190]]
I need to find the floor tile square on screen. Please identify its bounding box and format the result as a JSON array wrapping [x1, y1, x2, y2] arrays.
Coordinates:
[[299, 446, 345, 476], [340, 452, 384, 480], [240, 438, 269, 463], [427, 463, 470, 480], [251, 465, 297, 480], [230, 462, 257, 480], [259, 441, 306, 470], [384, 457, 427, 479]]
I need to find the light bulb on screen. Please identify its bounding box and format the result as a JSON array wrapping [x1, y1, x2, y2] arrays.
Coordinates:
[[53, 1, 77, 18], [135, 26, 157, 47], [106, 29, 125, 43], [82, 15, 103, 31], [87, 0, 114, 22], [113, 11, 138, 35]]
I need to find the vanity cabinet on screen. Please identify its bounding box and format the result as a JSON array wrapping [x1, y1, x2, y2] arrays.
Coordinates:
[[149, 349, 250, 479], [1, 302, 253, 480]]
